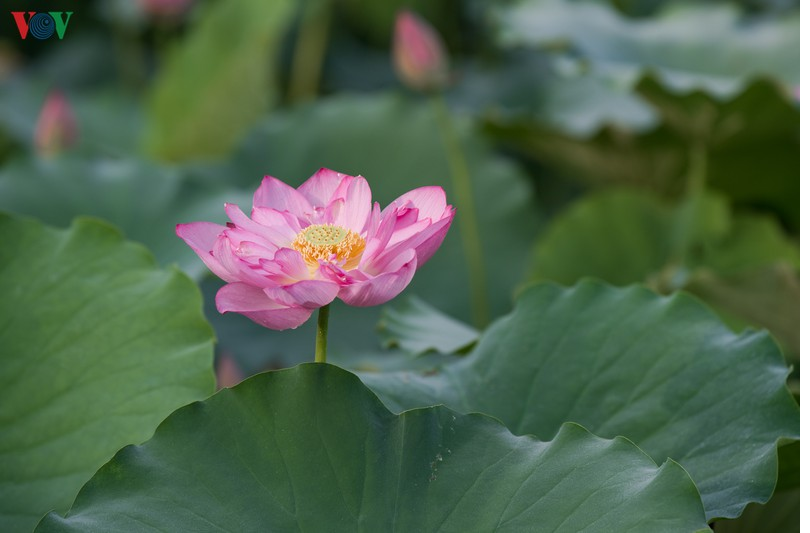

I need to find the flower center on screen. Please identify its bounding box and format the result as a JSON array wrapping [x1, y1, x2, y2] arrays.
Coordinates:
[[291, 224, 365, 270]]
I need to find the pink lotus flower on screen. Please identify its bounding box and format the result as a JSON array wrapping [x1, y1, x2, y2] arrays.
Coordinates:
[[392, 10, 450, 92], [177, 169, 455, 330]]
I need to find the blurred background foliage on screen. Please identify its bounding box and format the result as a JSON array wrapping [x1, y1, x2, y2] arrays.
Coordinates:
[[0, 0, 798, 529]]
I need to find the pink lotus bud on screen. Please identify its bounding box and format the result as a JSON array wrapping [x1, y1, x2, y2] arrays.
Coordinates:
[[215, 354, 244, 389], [34, 90, 77, 157], [393, 10, 449, 92]]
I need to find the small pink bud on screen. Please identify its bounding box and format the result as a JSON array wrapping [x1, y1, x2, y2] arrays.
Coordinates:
[[215, 354, 244, 389], [392, 10, 449, 92], [34, 90, 77, 157]]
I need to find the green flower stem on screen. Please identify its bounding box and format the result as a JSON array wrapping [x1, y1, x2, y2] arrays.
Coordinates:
[[431, 94, 489, 328], [668, 105, 714, 273], [685, 141, 708, 197], [314, 304, 330, 363], [288, 0, 331, 103], [658, 142, 708, 292], [672, 142, 708, 260]]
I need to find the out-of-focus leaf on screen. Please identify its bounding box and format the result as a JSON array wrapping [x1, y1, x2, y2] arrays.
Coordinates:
[[486, 113, 686, 193], [698, 214, 798, 274], [686, 264, 799, 358], [449, 54, 657, 136], [13, 35, 120, 93], [0, 214, 215, 533], [37, 365, 710, 533], [503, 60, 659, 137], [144, 0, 294, 161], [361, 281, 799, 520], [0, 155, 251, 279], [486, 78, 799, 231], [775, 441, 799, 492], [713, 488, 799, 533], [637, 77, 799, 230], [497, 0, 798, 97], [336, 0, 465, 49], [0, 81, 143, 156], [530, 189, 728, 285], [611, 0, 800, 17], [534, 65, 657, 135], [378, 296, 479, 355], [527, 189, 799, 358]]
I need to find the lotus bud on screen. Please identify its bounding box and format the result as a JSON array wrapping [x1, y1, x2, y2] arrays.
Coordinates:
[[34, 90, 77, 157], [392, 10, 450, 92], [215, 354, 244, 389]]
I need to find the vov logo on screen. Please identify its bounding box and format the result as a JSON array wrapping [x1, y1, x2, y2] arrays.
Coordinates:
[[11, 11, 73, 40]]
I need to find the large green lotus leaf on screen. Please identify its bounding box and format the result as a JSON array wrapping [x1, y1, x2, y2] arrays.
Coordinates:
[[0, 214, 215, 532], [196, 93, 540, 366], [0, 155, 251, 279], [36, 364, 709, 532], [360, 281, 799, 520], [144, 0, 293, 161], [497, 0, 798, 96], [528, 189, 799, 359]]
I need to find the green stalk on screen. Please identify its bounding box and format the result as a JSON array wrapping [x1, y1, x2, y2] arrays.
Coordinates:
[[671, 142, 708, 261], [314, 304, 330, 363], [657, 142, 708, 293], [685, 141, 708, 197], [653, 104, 715, 293], [288, 0, 331, 104], [431, 94, 489, 328]]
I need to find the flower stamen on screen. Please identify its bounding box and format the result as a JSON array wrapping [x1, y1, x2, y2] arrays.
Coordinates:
[[292, 224, 365, 270]]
